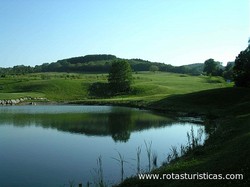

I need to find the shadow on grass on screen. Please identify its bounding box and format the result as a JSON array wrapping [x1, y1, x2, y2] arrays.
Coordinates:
[[149, 87, 250, 116], [117, 87, 250, 187]]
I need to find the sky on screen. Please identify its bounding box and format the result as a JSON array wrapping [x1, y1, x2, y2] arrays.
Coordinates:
[[0, 0, 249, 68]]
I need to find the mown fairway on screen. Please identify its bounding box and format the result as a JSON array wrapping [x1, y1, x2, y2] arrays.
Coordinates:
[[0, 72, 232, 102]]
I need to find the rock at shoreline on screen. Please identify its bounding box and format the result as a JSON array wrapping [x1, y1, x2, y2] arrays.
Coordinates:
[[0, 97, 47, 106]]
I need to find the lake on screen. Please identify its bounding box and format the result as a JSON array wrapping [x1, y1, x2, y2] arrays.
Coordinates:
[[0, 105, 206, 186]]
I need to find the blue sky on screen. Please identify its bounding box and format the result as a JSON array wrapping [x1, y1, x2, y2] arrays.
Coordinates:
[[0, 0, 249, 67]]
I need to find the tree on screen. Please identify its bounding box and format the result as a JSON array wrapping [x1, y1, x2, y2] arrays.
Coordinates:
[[108, 60, 133, 93], [149, 65, 159, 72], [203, 59, 222, 76], [223, 61, 234, 80], [233, 45, 250, 87]]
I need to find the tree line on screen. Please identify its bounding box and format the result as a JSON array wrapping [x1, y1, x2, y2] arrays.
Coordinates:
[[0, 54, 205, 75], [202, 38, 250, 87]]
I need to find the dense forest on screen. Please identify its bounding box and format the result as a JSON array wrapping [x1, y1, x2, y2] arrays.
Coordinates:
[[0, 54, 207, 75], [0, 54, 234, 79]]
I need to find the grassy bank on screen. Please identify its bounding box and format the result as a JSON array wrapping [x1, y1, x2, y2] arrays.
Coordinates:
[[118, 87, 250, 187]]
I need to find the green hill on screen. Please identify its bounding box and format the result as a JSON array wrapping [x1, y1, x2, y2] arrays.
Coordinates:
[[0, 54, 208, 75], [0, 72, 230, 102]]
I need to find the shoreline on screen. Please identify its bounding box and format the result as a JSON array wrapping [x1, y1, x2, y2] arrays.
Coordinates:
[[1, 97, 212, 122]]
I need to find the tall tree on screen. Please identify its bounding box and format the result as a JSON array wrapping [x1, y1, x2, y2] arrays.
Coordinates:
[[203, 59, 222, 76], [233, 43, 250, 87], [108, 60, 133, 93]]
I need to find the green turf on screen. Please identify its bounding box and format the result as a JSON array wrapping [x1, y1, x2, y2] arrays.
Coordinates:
[[0, 72, 231, 102]]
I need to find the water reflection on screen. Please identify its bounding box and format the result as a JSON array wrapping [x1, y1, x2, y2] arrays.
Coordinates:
[[0, 105, 175, 142], [109, 111, 132, 142], [0, 105, 206, 187]]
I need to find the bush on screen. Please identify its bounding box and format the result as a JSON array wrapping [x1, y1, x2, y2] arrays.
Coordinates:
[[88, 82, 111, 98]]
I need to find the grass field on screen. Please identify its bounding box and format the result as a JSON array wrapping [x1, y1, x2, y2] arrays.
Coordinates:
[[0, 72, 231, 102]]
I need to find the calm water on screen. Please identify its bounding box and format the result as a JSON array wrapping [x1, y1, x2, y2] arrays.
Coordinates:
[[0, 105, 205, 186]]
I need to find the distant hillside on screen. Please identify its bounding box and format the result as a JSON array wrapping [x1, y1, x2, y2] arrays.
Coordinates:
[[60, 54, 117, 64], [0, 54, 206, 75]]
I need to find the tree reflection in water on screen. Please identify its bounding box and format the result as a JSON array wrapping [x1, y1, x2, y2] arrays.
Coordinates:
[[0, 106, 176, 142]]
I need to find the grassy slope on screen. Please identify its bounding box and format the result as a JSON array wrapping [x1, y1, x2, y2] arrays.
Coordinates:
[[0, 73, 98, 100], [0, 72, 230, 102], [119, 87, 250, 187]]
